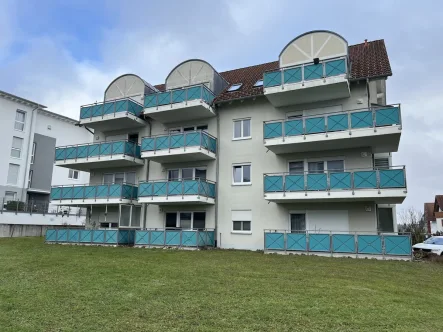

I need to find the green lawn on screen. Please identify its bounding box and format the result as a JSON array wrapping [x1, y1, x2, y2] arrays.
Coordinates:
[[0, 238, 441, 332]]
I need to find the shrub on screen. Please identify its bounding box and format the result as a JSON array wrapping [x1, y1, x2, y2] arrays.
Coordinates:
[[5, 201, 25, 211]]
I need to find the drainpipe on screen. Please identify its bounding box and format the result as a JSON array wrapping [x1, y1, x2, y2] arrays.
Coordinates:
[[21, 105, 40, 202], [215, 110, 220, 247], [366, 78, 371, 108]]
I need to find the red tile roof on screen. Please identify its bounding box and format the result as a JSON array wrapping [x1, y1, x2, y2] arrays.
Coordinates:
[[435, 195, 443, 210], [425, 202, 436, 234], [153, 39, 392, 104]]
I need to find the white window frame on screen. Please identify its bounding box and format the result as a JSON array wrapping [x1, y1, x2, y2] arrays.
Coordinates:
[[168, 124, 208, 134], [10, 136, 23, 159], [31, 142, 36, 164], [68, 169, 79, 180], [7, 163, 20, 185], [290, 157, 346, 173], [28, 170, 33, 188], [231, 210, 252, 234], [119, 204, 141, 228], [232, 163, 251, 185], [232, 118, 251, 140], [164, 211, 206, 230], [288, 211, 307, 232], [5, 191, 17, 203], [166, 167, 207, 181], [14, 110, 26, 132], [288, 160, 305, 174], [102, 172, 136, 184]]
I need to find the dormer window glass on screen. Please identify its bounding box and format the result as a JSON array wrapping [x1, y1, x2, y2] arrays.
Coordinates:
[[228, 83, 242, 92]]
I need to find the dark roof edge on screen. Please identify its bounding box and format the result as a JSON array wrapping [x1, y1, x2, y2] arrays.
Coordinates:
[[0, 89, 47, 108]]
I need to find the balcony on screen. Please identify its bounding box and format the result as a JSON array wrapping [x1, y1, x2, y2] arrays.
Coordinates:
[[263, 166, 407, 204], [138, 179, 216, 205], [141, 131, 217, 163], [50, 183, 138, 205], [79, 98, 146, 131], [134, 229, 215, 248], [263, 57, 349, 107], [143, 84, 216, 123], [46, 229, 135, 245], [55, 140, 144, 171], [263, 105, 402, 154]]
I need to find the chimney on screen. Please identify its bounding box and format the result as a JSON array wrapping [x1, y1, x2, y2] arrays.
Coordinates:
[[364, 39, 368, 47]]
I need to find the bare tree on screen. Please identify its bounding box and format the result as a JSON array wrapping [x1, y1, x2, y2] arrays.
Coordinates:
[[398, 207, 426, 244]]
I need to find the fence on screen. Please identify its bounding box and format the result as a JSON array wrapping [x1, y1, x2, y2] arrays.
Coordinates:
[[144, 84, 215, 108], [50, 183, 138, 201], [45, 228, 135, 245], [55, 140, 141, 161], [80, 98, 144, 119], [138, 179, 216, 198], [134, 229, 215, 248], [0, 199, 85, 216], [264, 230, 412, 258]]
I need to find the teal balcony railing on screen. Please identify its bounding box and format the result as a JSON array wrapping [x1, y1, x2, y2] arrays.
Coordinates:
[[264, 105, 401, 139], [46, 229, 135, 245], [138, 179, 216, 199], [55, 140, 141, 161], [264, 166, 406, 193], [50, 183, 138, 201], [144, 84, 215, 109], [264, 230, 412, 257], [141, 131, 216, 154], [263, 56, 347, 88], [80, 98, 144, 119], [134, 229, 215, 247]]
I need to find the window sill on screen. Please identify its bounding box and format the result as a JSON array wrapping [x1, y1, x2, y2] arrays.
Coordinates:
[[232, 137, 251, 141], [231, 231, 252, 235], [10, 156, 22, 160], [232, 183, 252, 186]]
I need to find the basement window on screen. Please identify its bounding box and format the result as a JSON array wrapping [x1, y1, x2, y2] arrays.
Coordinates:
[[228, 83, 242, 92]]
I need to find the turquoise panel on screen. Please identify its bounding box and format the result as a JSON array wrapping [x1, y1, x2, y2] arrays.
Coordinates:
[[105, 230, 118, 244], [73, 187, 84, 199], [56, 229, 68, 242], [264, 122, 282, 139], [285, 175, 304, 191], [351, 111, 373, 128], [330, 172, 351, 189], [95, 185, 109, 198], [327, 114, 348, 132], [61, 187, 74, 199], [103, 101, 114, 115], [80, 106, 92, 119], [91, 104, 103, 117], [150, 231, 165, 245], [129, 102, 143, 116], [153, 182, 167, 196], [309, 234, 330, 252], [108, 184, 122, 198], [185, 132, 200, 146], [307, 174, 327, 190], [92, 230, 105, 243], [384, 235, 411, 256], [202, 87, 215, 104], [84, 186, 96, 198], [358, 235, 382, 254], [138, 183, 153, 197], [111, 141, 124, 155], [187, 86, 201, 100], [165, 231, 180, 246], [118, 230, 131, 244], [155, 136, 168, 150], [77, 145, 88, 158], [170, 134, 184, 148], [199, 181, 210, 196], [263, 71, 282, 87], [114, 100, 127, 114], [353, 171, 377, 189], [209, 136, 217, 153], [121, 185, 136, 199], [198, 231, 211, 246], [284, 67, 302, 84], [132, 186, 138, 199], [182, 231, 197, 246], [206, 231, 215, 246], [55, 148, 65, 160], [144, 94, 158, 108], [88, 144, 100, 157], [167, 181, 182, 195], [141, 138, 154, 151], [379, 169, 405, 188], [305, 117, 325, 134], [325, 59, 346, 77], [158, 92, 171, 106], [46, 229, 57, 242], [172, 89, 186, 103], [284, 119, 303, 136], [135, 231, 149, 245], [304, 64, 323, 80], [207, 183, 216, 198], [79, 230, 92, 243], [182, 180, 198, 195], [50, 187, 61, 200], [65, 147, 77, 159], [264, 175, 283, 192], [265, 233, 285, 250], [124, 142, 137, 156], [287, 233, 307, 251], [100, 143, 111, 155], [375, 107, 400, 126], [332, 234, 355, 253]]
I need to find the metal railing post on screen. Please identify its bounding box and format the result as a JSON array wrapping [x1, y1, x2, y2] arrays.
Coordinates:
[[30, 200, 33, 215], [15, 200, 18, 215]]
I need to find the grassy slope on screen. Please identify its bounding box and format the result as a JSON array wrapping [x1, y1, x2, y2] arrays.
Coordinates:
[[0, 237, 441, 332]]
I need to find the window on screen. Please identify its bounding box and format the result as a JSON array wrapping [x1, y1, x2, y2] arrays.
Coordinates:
[[180, 212, 192, 229], [15, 110, 26, 131], [169, 125, 208, 133], [103, 172, 136, 184], [31, 142, 36, 164], [232, 210, 252, 233], [11, 137, 23, 158], [114, 173, 125, 184], [168, 169, 180, 180], [307, 160, 345, 173], [308, 161, 324, 174], [165, 212, 206, 229], [5, 191, 16, 203], [228, 83, 242, 92], [7, 164, 19, 185], [233, 119, 251, 140], [289, 161, 304, 174], [125, 172, 136, 184], [254, 80, 263, 87], [233, 164, 251, 185], [168, 168, 207, 181], [119, 205, 141, 228], [327, 160, 344, 173], [68, 169, 79, 180], [103, 174, 114, 184], [28, 170, 33, 188], [374, 158, 389, 169], [378, 207, 394, 232], [290, 213, 306, 232]]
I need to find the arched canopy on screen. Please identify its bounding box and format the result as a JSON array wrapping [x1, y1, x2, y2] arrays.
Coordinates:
[[104, 74, 157, 102], [165, 59, 220, 91], [279, 30, 348, 68]]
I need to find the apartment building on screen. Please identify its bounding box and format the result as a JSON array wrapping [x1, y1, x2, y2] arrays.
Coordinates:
[[50, 30, 407, 251], [0, 90, 91, 207]]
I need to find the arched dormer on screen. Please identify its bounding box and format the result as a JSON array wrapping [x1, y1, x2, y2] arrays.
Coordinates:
[[105, 74, 158, 103]]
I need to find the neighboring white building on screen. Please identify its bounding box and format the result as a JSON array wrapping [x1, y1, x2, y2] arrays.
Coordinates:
[[425, 197, 443, 234], [49, 31, 407, 250]]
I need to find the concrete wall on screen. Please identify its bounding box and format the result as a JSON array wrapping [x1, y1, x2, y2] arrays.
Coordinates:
[[0, 211, 85, 226], [0, 224, 83, 238]]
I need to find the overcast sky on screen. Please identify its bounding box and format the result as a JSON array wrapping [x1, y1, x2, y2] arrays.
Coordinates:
[[1, 0, 442, 212]]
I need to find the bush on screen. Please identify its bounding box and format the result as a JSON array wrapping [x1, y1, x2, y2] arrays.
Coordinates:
[[414, 251, 443, 263], [5, 201, 25, 211]]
